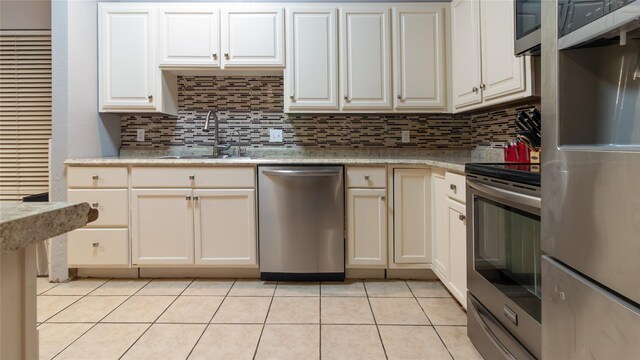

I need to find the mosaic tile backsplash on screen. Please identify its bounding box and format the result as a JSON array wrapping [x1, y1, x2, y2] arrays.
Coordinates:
[[121, 76, 539, 150]]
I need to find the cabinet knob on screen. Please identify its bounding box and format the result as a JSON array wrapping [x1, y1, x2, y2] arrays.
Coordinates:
[[92, 242, 99, 248], [344, 96, 350, 103], [480, 83, 486, 90], [364, 175, 370, 181], [459, 214, 466, 221], [212, 53, 217, 59], [91, 203, 99, 208], [224, 52, 229, 59], [381, 195, 386, 201], [189, 175, 195, 181], [397, 94, 404, 101], [147, 95, 153, 102], [193, 196, 199, 201], [92, 175, 99, 181], [289, 95, 295, 102], [186, 196, 192, 201], [472, 87, 478, 93], [450, 184, 457, 191]]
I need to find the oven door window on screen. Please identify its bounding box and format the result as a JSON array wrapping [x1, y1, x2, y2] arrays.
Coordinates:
[[474, 196, 541, 322]]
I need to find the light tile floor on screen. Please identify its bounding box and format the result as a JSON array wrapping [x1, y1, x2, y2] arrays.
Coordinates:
[[37, 277, 483, 360]]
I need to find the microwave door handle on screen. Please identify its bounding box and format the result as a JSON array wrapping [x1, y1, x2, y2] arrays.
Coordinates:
[[467, 180, 541, 209]]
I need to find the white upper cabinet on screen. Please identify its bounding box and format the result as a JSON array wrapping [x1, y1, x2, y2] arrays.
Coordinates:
[[451, 0, 482, 109], [479, 0, 526, 101], [392, 6, 446, 110], [158, 5, 220, 67], [99, 5, 156, 111], [451, 0, 534, 112], [340, 8, 392, 110], [285, 8, 338, 111], [221, 7, 284, 67]]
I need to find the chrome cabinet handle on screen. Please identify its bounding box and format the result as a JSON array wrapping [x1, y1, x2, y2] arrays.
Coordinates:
[[459, 214, 466, 221], [193, 196, 199, 201], [185, 196, 192, 201], [212, 53, 217, 59], [472, 87, 478, 93], [92, 175, 99, 181], [189, 175, 195, 181], [480, 83, 486, 90], [450, 184, 457, 191], [91, 203, 99, 208], [147, 95, 153, 102], [92, 242, 99, 248], [224, 52, 229, 59]]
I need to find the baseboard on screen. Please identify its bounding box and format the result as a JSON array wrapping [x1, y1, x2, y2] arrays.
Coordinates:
[[346, 268, 386, 279], [386, 268, 438, 280], [77, 268, 139, 278], [139, 267, 260, 278]]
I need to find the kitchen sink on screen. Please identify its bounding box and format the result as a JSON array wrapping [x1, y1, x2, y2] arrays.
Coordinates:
[[156, 155, 251, 160]]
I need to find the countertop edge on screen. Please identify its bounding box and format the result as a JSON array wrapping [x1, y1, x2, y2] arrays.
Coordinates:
[[64, 157, 468, 174], [0, 202, 93, 254]]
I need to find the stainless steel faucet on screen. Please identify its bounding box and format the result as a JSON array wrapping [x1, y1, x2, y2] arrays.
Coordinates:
[[204, 110, 228, 157]]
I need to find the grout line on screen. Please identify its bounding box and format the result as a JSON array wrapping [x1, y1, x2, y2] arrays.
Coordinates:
[[48, 278, 128, 359], [185, 279, 237, 359], [116, 278, 196, 360], [252, 284, 275, 360], [363, 280, 389, 360], [407, 280, 457, 360]]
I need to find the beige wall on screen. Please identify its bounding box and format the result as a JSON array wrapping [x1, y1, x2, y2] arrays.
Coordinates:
[[1, 0, 51, 30]]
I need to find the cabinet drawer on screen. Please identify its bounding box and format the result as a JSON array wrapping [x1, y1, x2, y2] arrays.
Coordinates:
[[347, 167, 386, 188], [67, 189, 128, 227], [68, 229, 129, 267], [445, 172, 466, 203], [131, 167, 255, 188], [67, 167, 128, 188]]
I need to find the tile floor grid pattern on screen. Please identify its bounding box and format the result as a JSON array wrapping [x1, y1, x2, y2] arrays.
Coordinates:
[[37, 279, 482, 360]]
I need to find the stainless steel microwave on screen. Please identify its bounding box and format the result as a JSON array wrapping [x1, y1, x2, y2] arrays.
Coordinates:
[[515, 0, 542, 56]]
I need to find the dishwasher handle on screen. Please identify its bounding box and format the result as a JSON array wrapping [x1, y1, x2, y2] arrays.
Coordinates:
[[262, 169, 341, 177]]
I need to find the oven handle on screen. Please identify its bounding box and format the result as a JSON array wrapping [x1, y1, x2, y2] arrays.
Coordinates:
[[467, 179, 541, 209]]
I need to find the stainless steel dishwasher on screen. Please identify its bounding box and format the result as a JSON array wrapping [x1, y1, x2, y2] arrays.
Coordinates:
[[258, 165, 344, 281]]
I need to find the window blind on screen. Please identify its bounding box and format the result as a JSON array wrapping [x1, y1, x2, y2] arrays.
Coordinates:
[[0, 31, 52, 202]]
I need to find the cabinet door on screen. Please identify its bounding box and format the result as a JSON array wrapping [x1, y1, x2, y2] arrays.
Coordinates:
[[393, 7, 446, 110], [393, 168, 431, 264], [194, 189, 257, 266], [285, 8, 338, 111], [340, 8, 392, 110], [221, 7, 284, 67], [99, 5, 156, 111], [131, 189, 194, 265], [432, 175, 450, 280], [451, 0, 482, 110], [479, 0, 526, 101], [447, 198, 467, 308], [158, 5, 220, 67], [347, 188, 387, 268]]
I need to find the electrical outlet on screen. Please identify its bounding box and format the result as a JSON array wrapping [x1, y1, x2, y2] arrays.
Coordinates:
[[402, 130, 410, 143], [269, 129, 283, 142], [136, 129, 145, 142]]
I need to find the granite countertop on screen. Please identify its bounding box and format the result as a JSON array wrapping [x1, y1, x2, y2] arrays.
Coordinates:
[[64, 148, 500, 174], [0, 202, 98, 254]]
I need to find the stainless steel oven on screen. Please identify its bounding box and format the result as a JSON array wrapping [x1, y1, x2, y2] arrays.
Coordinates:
[[465, 164, 541, 360]]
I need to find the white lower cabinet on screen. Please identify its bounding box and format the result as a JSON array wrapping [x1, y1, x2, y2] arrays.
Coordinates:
[[447, 197, 467, 307], [347, 188, 387, 268], [131, 189, 195, 265], [194, 189, 257, 266], [433, 171, 468, 308], [68, 229, 129, 267], [393, 168, 432, 264]]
